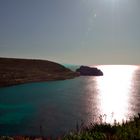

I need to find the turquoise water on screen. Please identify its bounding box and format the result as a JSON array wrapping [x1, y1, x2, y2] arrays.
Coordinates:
[[0, 65, 140, 136]]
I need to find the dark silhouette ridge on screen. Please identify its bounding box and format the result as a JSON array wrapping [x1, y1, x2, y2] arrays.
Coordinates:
[[76, 66, 103, 76], [0, 57, 79, 87]]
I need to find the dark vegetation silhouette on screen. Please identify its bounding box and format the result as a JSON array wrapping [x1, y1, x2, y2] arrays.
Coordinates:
[[1, 114, 140, 140]]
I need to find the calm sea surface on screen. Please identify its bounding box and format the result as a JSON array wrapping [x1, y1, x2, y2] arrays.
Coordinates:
[[0, 65, 140, 136]]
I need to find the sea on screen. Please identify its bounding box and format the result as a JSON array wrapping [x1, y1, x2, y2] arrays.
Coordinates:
[[0, 65, 140, 136]]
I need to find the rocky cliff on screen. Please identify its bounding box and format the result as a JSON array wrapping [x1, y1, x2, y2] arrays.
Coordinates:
[[76, 66, 103, 76]]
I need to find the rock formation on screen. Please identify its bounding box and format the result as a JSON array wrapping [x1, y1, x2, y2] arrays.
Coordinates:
[[76, 66, 103, 76]]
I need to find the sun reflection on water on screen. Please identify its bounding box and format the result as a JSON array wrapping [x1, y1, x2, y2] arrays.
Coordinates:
[[92, 65, 138, 124]]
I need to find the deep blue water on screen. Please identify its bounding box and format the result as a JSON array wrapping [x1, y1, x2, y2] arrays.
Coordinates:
[[0, 65, 140, 136]]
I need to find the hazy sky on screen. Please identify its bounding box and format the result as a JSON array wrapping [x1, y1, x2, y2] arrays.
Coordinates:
[[0, 0, 140, 65]]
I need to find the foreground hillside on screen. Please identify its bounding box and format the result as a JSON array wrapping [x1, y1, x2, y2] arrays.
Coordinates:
[[1, 114, 140, 140], [0, 57, 78, 87], [62, 114, 140, 140]]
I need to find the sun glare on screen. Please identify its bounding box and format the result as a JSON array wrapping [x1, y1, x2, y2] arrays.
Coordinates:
[[95, 65, 137, 123]]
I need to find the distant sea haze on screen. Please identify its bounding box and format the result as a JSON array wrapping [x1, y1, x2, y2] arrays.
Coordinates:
[[0, 65, 140, 136]]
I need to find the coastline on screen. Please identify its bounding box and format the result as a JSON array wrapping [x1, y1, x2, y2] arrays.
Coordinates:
[[0, 57, 79, 87]]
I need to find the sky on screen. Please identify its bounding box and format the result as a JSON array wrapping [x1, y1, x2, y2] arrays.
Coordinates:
[[0, 0, 140, 65]]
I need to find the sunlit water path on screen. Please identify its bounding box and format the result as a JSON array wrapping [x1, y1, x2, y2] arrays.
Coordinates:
[[0, 65, 140, 136], [94, 65, 138, 123]]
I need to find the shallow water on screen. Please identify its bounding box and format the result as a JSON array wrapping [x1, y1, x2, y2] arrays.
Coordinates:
[[0, 65, 140, 136]]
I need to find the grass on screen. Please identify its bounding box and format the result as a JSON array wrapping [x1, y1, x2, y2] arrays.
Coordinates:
[[1, 114, 140, 140], [61, 114, 140, 140]]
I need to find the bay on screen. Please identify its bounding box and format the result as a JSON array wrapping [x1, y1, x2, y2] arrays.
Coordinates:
[[0, 65, 140, 136]]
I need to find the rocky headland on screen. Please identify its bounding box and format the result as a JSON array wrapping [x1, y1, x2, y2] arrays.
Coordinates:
[[76, 66, 103, 76], [0, 57, 79, 87]]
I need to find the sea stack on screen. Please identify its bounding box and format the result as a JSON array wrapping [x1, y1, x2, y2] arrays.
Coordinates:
[[76, 66, 103, 76]]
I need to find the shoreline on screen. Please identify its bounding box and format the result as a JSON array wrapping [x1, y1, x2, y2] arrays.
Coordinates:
[[0, 57, 79, 87]]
